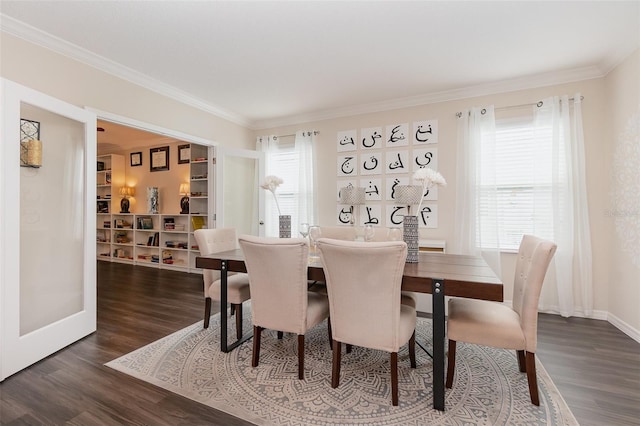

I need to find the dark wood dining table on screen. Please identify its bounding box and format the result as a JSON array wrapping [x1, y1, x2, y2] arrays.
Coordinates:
[[196, 250, 503, 412]]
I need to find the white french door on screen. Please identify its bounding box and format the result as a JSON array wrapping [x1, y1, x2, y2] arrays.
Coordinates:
[[214, 147, 265, 236], [0, 79, 97, 380]]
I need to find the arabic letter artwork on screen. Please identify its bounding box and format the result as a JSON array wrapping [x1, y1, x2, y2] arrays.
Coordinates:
[[337, 180, 356, 202], [419, 204, 438, 228], [364, 205, 381, 225], [385, 123, 409, 147], [337, 130, 357, 152], [361, 127, 383, 149], [361, 178, 382, 201], [386, 176, 409, 201], [412, 148, 438, 172], [413, 120, 438, 144], [360, 152, 382, 176], [386, 205, 408, 227], [385, 150, 409, 174], [337, 206, 354, 225], [337, 155, 358, 177]]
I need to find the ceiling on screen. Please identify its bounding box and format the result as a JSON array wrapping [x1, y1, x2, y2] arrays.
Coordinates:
[[2, 1, 639, 132]]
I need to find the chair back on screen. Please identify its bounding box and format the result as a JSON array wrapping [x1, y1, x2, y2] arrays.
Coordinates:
[[512, 235, 557, 352], [238, 235, 310, 334], [317, 238, 408, 352], [319, 226, 357, 241], [194, 228, 238, 288]]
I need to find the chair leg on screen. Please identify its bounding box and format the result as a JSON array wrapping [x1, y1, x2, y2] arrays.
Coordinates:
[[331, 340, 342, 388], [234, 303, 243, 340], [203, 297, 212, 329], [346, 344, 352, 353], [298, 334, 305, 380], [517, 350, 527, 372], [327, 318, 333, 349], [252, 326, 263, 367], [445, 339, 456, 389], [390, 352, 399, 406], [409, 330, 416, 368], [230, 304, 235, 316], [277, 331, 284, 340], [525, 351, 540, 406]]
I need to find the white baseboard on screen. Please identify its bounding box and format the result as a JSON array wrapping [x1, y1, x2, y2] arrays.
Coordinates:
[[607, 312, 640, 344]]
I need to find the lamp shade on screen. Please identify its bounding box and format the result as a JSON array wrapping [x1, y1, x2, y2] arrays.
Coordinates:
[[394, 185, 422, 205], [340, 186, 365, 205], [179, 183, 190, 195], [119, 186, 134, 197]]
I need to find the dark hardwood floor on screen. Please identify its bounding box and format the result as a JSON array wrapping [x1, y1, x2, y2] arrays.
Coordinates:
[[1, 262, 638, 425]]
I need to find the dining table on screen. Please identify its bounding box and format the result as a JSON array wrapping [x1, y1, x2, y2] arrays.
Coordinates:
[[196, 249, 503, 412]]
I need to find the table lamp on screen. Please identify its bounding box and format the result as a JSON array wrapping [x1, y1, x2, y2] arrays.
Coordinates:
[[119, 186, 134, 213], [179, 183, 190, 214], [339, 186, 365, 225]]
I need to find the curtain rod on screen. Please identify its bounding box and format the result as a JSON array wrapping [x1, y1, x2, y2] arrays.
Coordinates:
[[274, 130, 319, 139], [455, 95, 584, 118]]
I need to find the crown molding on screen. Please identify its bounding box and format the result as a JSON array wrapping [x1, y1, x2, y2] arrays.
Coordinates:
[[253, 65, 605, 130], [0, 14, 252, 128]]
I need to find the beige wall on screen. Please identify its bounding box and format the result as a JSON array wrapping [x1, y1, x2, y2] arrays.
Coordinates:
[[604, 49, 640, 334], [257, 78, 612, 318], [0, 33, 253, 150]]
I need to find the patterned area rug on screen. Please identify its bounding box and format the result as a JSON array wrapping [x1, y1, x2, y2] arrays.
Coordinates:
[[106, 311, 578, 425]]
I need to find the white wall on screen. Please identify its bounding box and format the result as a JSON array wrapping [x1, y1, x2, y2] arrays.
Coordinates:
[[604, 49, 640, 338], [257, 77, 618, 324]]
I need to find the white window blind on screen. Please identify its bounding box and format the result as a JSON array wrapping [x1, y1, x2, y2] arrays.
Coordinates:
[[478, 117, 557, 250]]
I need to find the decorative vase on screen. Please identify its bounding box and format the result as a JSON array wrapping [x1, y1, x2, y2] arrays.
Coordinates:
[[147, 187, 159, 214], [403, 215, 419, 263], [279, 215, 291, 238]]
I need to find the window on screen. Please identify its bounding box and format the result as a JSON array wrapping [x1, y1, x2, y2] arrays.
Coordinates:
[[478, 117, 558, 250]]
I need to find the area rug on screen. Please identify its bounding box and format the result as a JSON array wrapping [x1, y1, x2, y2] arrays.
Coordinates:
[[106, 311, 578, 425]]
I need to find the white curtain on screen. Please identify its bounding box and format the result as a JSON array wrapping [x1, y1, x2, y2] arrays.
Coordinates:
[[533, 94, 592, 317], [257, 132, 317, 237], [454, 106, 502, 278], [294, 131, 318, 228]]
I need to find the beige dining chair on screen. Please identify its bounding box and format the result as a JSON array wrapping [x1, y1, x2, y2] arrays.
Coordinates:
[[238, 235, 331, 380], [194, 228, 251, 339], [445, 234, 557, 405], [318, 226, 357, 241], [317, 238, 417, 406]]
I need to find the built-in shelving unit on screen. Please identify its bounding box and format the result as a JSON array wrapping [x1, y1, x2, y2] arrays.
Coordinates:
[[96, 145, 213, 274]]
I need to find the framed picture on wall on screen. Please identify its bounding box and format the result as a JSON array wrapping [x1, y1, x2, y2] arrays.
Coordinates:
[[130, 151, 142, 167], [178, 144, 191, 164], [150, 146, 169, 172]]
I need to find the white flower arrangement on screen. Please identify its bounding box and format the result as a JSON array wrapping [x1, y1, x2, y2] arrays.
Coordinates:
[[413, 168, 447, 214], [260, 175, 284, 215]]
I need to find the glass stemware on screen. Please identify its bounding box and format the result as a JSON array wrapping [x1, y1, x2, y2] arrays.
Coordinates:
[[387, 227, 403, 241], [299, 222, 309, 238], [364, 224, 375, 242], [308, 225, 322, 255]]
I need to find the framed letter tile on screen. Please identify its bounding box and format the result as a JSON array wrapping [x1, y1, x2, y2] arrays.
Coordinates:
[[337, 180, 357, 202], [337, 130, 357, 152], [386, 123, 409, 147], [385, 150, 409, 174], [360, 177, 382, 201], [386, 204, 408, 227], [337, 154, 358, 177], [413, 120, 438, 144], [412, 147, 438, 171], [360, 152, 382, 176], [418, 204, 438, 228], [386, 176, 409, 201], [362, 204, 382, 226], [361, 127, 383, 149]]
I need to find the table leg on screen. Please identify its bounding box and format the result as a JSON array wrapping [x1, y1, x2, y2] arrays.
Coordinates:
[[219, 260, 253, 353], [432, 278, 445, 411], [220, 260, 228, 352]]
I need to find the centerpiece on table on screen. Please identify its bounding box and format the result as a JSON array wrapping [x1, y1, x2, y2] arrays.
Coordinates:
[[395, 168, 446, 262], [260, 175, 289, 238]]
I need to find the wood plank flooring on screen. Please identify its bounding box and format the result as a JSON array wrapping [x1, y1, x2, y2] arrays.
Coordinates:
[[1, 262, 638, 425]]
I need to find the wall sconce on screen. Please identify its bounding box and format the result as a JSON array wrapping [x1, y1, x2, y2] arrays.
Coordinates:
[[340, 186, 365, 225], [119, 186, 135, 213], [20, 139, 43, 168], [179, 183, 190, 214]]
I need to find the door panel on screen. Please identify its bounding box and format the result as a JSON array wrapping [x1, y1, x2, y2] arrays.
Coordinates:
[[1, 79, 97, 380], [215, 147, 264, 236]]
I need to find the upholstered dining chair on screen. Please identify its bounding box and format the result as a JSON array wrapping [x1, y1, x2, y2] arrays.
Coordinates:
[[318, 226, 357, 241], [317, 238, 417, 406], [194, 228, 251, 339], [445, 234, 557, 405], [238, 235, 331, 380]]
